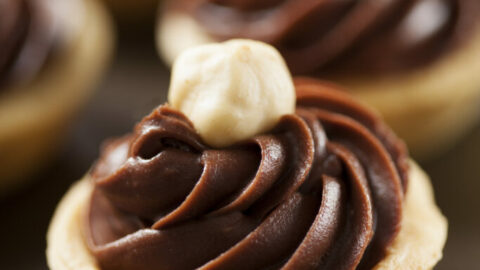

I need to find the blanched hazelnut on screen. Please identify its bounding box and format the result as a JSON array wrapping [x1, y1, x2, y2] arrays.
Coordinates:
[[168, 39, 295, 147]]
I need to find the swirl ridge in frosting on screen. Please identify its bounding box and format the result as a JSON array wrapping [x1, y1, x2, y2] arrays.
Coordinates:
[[85, 78, 408, 270], [168, 0, 480, 75]]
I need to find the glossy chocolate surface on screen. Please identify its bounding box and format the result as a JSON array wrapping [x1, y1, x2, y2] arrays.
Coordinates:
[[169, 0, 480, 76], [85, 79, 408, 270]]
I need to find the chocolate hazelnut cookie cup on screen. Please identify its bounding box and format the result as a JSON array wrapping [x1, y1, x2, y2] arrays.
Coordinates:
[[47, 40, 446, 270], [0, 0, 113, 195], [157, 0, 480, 159]]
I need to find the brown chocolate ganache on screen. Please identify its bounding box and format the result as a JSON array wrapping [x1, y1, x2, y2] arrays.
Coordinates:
[[85, 78, 409, 270], [0, 0, 61, 89], [168, 0, 480, 75]]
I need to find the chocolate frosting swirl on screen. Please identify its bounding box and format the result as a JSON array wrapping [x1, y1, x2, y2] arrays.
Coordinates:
[[85, 78, 409, 270], [168, 0, 480, 75], [0, 0, 60, 89]]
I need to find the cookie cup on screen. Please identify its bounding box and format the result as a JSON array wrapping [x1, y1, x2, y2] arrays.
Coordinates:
[[157, 13, 480, 159], [46, 161, 447, 270], [0, 0, 114, 195]]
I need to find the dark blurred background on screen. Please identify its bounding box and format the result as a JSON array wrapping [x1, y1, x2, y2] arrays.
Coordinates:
[[0, 3, 479, 269]]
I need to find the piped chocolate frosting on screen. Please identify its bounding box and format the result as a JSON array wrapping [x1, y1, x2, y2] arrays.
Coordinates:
[[85, 78, 409, 270], [167, 0, 480, 75], [0, 0, 61, 89]]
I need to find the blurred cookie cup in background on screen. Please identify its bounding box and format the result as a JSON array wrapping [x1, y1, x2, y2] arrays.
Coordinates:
[[156, 0, 480, 159], [0, 0, 114, 195]]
